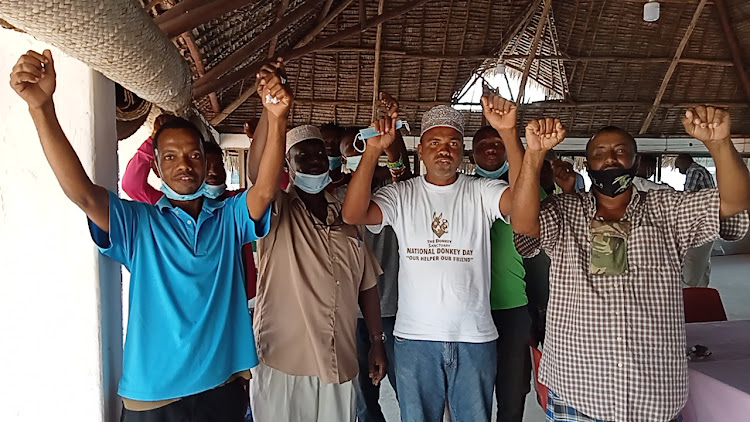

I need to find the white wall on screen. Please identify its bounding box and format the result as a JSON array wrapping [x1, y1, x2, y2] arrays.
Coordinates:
[[0, 30, 122, 421]]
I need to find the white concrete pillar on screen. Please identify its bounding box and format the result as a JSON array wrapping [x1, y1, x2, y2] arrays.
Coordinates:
[[0, 30, 122, 421]]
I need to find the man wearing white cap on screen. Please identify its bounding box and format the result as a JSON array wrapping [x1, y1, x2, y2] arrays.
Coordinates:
[[246, 122, 387, 422], [342, 99, 520, 422]]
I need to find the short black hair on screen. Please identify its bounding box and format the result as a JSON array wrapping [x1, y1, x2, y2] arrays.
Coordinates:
[[152, 117, 204, 154], [586, 125, 638, 155], [472, 125, 501, 145], [203, 141, 223, 157]]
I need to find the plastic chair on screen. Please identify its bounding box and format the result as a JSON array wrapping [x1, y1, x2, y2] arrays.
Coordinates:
[[529, 342, 548, 409], [682, 287, 728, 323]]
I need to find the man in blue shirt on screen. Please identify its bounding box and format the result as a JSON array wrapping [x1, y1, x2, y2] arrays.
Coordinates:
[[9, 49, 290, 421]]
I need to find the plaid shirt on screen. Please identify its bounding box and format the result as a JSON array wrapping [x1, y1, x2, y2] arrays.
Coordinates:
[[514, 188, 748, 422], [684, 163, 715, 192]]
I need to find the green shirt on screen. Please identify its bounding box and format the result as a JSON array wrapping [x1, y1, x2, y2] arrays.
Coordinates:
[[489, 187, 547, 310]]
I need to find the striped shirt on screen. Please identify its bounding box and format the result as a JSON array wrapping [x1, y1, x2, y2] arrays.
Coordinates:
[[514, 188, 748, 422]]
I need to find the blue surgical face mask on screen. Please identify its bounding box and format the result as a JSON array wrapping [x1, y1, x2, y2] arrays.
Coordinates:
[[328, 156, 342, 171], [345, 155, 362, 172], [475, 161, 509, 179], [293, 171, 332, 194], [204, 183, 227, 199], [160, 181, 208, 201]]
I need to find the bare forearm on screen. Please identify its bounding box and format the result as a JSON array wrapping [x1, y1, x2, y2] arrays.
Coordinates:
[[499, 127, 524, 191], [247, 114, 285, 217], [512, 150, 545, 237], [358, 286, 383, 336], [247, 109, 269, 185], [709, 139, 750, 217], [342, 147, 380, 224]]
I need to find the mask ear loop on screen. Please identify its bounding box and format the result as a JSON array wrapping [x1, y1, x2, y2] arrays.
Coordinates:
[[354, 132, 367, 154]]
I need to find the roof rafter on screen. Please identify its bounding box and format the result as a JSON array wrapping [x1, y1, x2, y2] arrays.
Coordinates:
[[517, 0, 552, 104], [371, 0, 386, 121], [155, 0, 261, 39], [713, 0, 750, 101], [640, 0, 708, 134], [194, 0, 433, 100]]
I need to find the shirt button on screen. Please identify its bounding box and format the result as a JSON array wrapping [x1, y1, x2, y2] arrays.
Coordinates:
[[617, 336, 622, 341], [335, 280, 340, 285], [615, 311, 620, 316], [613, 282, 619, 287], [187, 220, 192, 225], [617, 363, 623, 368]]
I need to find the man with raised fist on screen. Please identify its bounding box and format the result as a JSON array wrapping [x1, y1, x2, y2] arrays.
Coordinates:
[[511, 108, 750, 422]]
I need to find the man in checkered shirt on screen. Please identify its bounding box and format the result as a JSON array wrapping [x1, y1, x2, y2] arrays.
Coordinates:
[[511, 106, 750, 422]]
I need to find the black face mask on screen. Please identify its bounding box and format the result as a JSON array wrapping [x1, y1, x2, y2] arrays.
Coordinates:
[[587, 165, 637, 197]]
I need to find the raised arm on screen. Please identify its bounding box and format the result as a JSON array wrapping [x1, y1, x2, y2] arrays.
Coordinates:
[[121, 136, 162, 204], [10, 50, 109, 230], [682, 106, 750, 218], [342, 114, 398, 225], [512, 118, 566, 237], [247, 60, 283, 185], [480, 93, 524, 215], [378, 92, 413, 181], [245, 61, 291, 220]]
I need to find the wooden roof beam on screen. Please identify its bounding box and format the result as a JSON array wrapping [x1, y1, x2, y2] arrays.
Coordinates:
[[371, 0, 386, 121], [155, 0, 261, 39], [195, 0, 433, 100], [713, 0, 750, 101], [285, 99, 749, 108], [194, 0, 321, 89], [267, 0, 290, 59], [295, 0, 356, 49], [640, 0, 708, 134], [209, 0, 355, 126], [517, 0, 552, 104], [181, 32, 221, 113]]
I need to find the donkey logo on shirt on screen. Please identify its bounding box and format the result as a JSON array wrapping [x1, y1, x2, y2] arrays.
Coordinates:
[[431, 212, 449, 238]]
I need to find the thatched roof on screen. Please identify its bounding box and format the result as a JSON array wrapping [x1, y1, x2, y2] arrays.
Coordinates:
[[145, 0, 750, 139]]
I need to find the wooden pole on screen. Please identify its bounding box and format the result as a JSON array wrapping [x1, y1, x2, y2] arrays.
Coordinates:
[[267, 0, 290, 58], [194, 0, 320, 88], [371, 0, 386, 121], [640, 0, 708, 134], [195, 0, 432, 100], [156, 0, 261, 38], [181, 32, 221, 113], [295, 0, 356, 49], [517, 0, 552, 104], [713, 0, 750, 101]]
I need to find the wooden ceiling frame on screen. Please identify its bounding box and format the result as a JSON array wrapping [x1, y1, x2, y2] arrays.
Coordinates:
[[517, 0, 552, 104], [640, 0, 708, 134], [195, 0, 433, 100], [713, 0, 750, 101], [155, 0, 261, 38]]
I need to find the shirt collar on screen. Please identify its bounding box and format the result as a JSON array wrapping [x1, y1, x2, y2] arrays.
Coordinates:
[[584, 187, 643, 221], [156, 195, 227, 215]]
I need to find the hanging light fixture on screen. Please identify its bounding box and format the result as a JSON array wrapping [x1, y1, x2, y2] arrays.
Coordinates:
[[644, 0, 660, 22], [496, 60, 506, 76]]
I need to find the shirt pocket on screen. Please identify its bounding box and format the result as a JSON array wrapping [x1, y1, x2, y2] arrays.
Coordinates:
[[629, 225, 670, 271]]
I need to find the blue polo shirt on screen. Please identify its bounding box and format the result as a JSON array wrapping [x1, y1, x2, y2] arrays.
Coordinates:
[[89, 190, 271, 401]]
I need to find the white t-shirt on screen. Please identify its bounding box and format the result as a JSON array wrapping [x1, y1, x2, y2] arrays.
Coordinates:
[[368, 173, 509, 343], [633, 176, 675, 192]]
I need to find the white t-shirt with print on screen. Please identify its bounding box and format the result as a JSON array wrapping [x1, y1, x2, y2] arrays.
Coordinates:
[[368, 173, 509, 343]]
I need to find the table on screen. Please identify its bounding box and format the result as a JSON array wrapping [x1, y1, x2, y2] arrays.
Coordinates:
[[682, 320, 750, 422]]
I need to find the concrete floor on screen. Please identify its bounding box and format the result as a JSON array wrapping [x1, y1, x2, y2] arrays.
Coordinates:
[[374, 254, 750, 422]]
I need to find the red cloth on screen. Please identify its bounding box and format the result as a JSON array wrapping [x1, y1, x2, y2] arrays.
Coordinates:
[[121, 138, 258, 299]]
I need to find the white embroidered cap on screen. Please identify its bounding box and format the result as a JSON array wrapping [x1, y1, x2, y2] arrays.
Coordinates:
[[286, 125, 324, 153], [420, 105, 465, 139]]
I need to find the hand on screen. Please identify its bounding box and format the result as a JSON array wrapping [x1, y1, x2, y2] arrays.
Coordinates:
[[481, 93, 517, 131], [551, 159, 577, 194], [368, 113, 398, 151], [525, 118, 566, 152], [9, 49, 56, 108], [257, 58, 292, 119], [377, 91, 399, 118], [682, 106, 731, 145], [368, 341, 387, 386]]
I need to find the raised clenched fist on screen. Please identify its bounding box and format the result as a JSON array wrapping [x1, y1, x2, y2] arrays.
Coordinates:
[[525, 117, 566, 152], [9, 49, 56, 108], [682, 105, 731, 145], [481, 93, 517, 131]]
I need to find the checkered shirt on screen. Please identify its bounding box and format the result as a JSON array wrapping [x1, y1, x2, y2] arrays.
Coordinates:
[[684, 163, 715, 192], [515, 188, 748, 422]]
